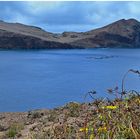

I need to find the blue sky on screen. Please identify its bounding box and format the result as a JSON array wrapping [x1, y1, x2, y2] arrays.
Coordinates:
[[0, 1, 140, 33]]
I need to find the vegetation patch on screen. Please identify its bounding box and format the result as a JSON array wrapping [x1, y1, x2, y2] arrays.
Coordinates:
[[6, 123, 24, 138]]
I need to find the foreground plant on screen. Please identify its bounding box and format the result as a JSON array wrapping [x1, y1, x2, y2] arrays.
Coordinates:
[[80, 69, 140, 139]]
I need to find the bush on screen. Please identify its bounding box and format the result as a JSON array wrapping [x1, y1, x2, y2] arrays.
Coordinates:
[[6, 123, 24, 138]]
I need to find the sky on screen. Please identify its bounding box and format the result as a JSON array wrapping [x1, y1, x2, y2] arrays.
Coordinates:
[[0, 1, 140, 33]]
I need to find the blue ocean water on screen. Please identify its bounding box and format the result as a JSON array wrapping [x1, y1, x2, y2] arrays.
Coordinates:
[[0, 48, 140, 112]]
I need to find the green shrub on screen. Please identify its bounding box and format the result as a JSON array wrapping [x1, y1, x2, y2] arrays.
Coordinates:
[[6, 123, 24, 138]]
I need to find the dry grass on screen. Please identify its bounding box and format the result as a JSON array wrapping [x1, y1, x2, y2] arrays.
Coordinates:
[[78, 69, 140, 139], [27, 93, 140, 139], [79, 94, 140, 139]]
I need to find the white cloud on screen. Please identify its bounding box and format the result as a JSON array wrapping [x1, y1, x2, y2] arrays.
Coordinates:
[[0, 1, 140, 32]]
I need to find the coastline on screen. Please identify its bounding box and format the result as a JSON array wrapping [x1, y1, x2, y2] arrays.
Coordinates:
[[0, 46, 140, 51], [0, 95, 139, 139]]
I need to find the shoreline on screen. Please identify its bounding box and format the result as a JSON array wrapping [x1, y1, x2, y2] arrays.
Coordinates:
[[0, 95, 139, 139], [1, 47, 140, 51]]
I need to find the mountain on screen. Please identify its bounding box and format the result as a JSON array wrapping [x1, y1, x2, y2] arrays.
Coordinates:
[[0, 20, 78, 49], [69, 18, 140, 48], [0, 18, 140, 49]]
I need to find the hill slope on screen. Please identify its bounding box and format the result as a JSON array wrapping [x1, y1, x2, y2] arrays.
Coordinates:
[[0, 20, 78, 49], [0, 18, 140, 49], [69, 19, 140, 48]]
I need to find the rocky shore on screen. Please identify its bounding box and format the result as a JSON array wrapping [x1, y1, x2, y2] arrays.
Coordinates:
[[0, 95, 139, 139]]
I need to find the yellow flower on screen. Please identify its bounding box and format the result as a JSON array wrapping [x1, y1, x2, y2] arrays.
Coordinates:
[[99, 114, 105, 120], [98, 127, 107, 132], [79, 127, 94, 133], [99, 115, 103, 119], [102, 105, 118, 109], [90, 134, 94, 139], [79, 127, 88, 132]]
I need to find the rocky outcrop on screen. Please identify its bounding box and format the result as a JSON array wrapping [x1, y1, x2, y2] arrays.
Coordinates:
[[0, 18, 140, 49]]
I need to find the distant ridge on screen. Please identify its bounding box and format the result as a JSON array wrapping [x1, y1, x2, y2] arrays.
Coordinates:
[[0, 18, 140, 49]]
